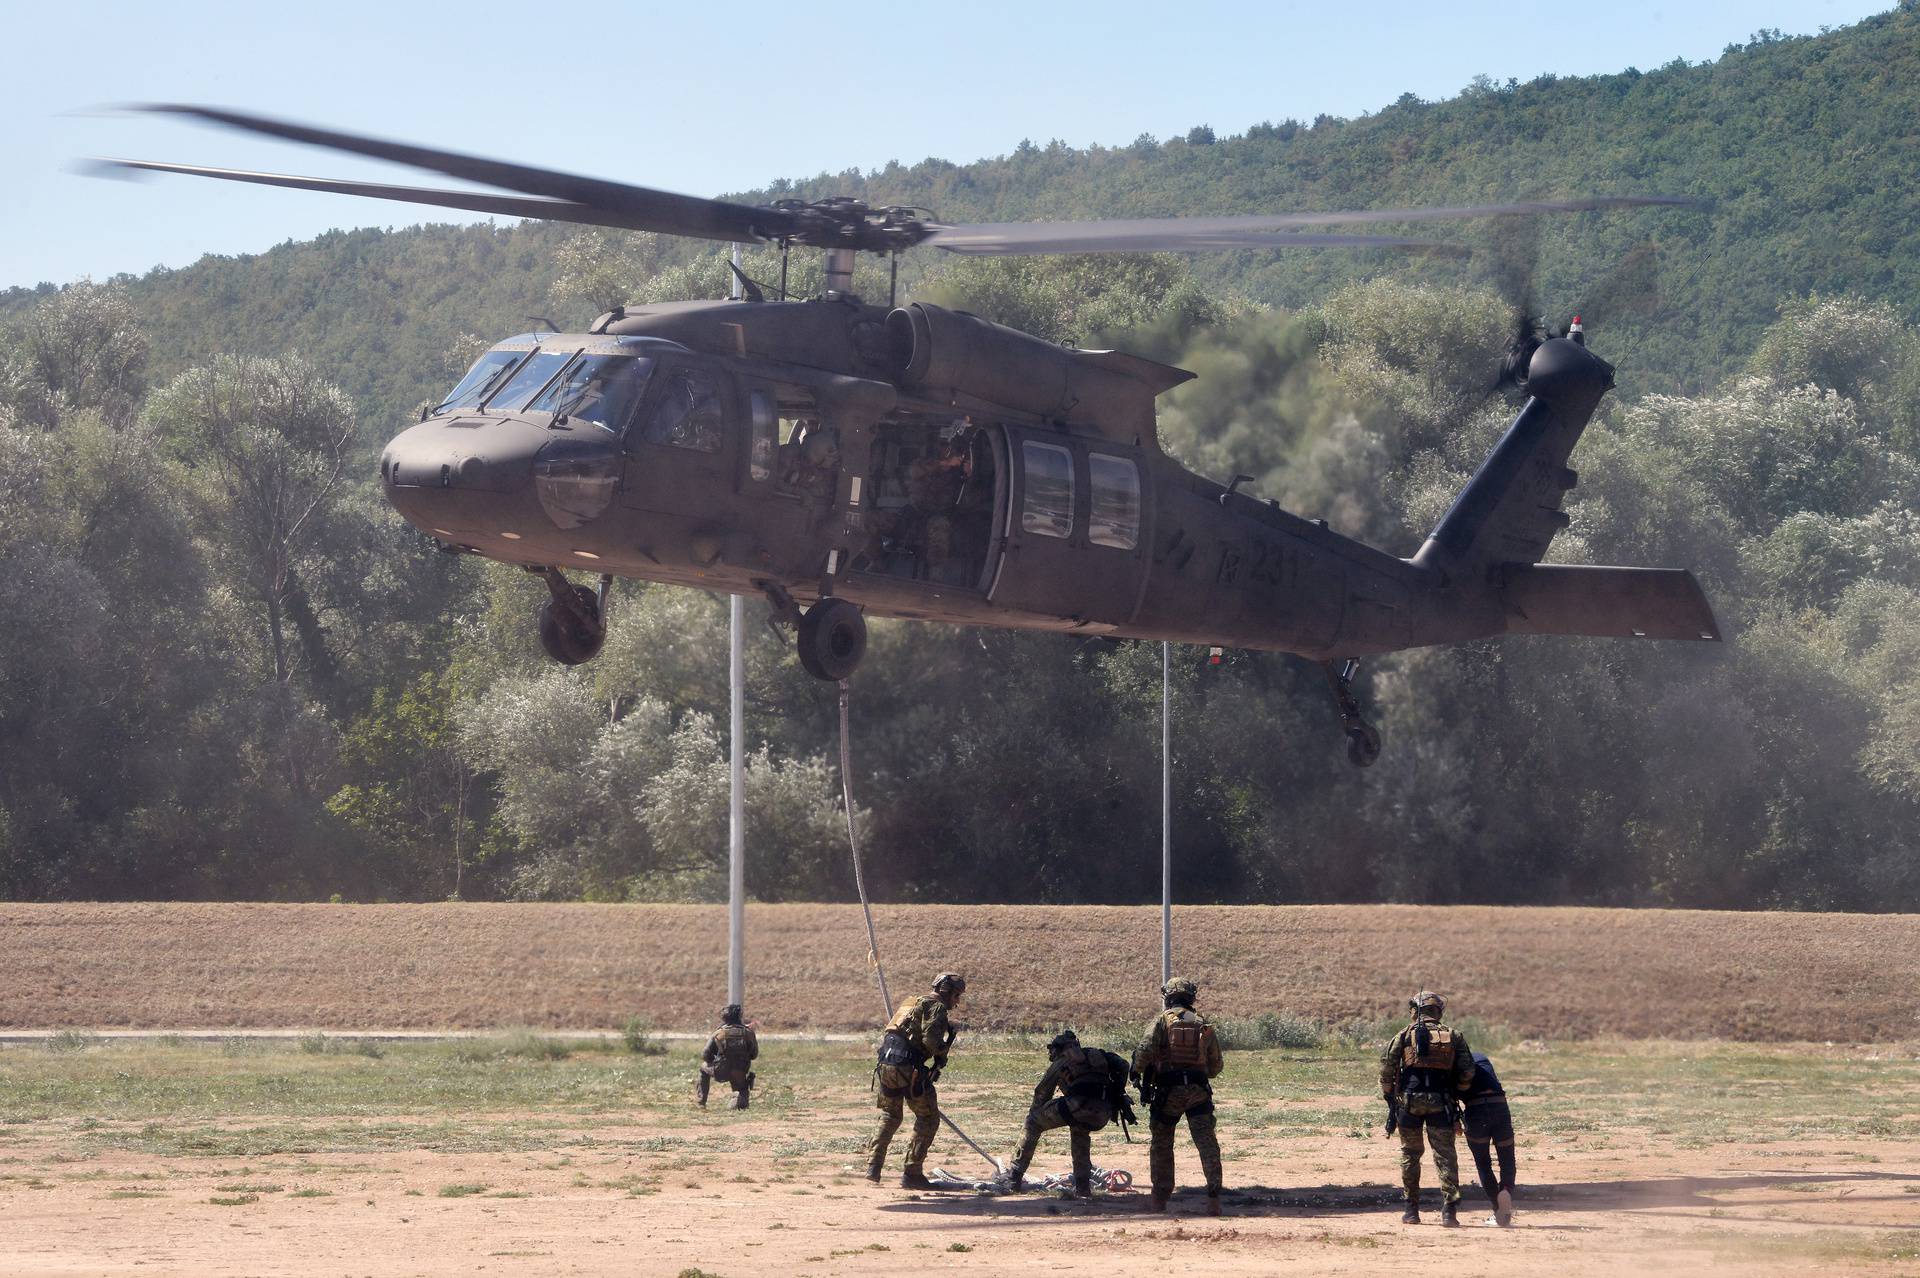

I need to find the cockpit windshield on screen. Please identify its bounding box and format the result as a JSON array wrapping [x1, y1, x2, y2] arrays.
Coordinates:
[[526, 354, 655, 433], [483, 350, 574, 412], [435, 348, 526, 414]]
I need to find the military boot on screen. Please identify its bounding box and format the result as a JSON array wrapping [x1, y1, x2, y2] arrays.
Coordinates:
[[863, 1157, 884, 1184], [1072, 1172, 1093, 1199], [1004, 1164, 1027, 1194], [899, 1167, 934, 1191], [1400, 1196, 1420, 1225], [1495, 1187, 1514, 1227], [1440, 1199, 1460, 1227], [1146, 1192, 1169, 1213], [1205, 1192, 1222, 1217]]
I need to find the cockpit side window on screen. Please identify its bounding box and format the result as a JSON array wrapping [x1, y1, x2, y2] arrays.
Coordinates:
[[484, 350, 574, 412], [527, 354, 654, 433], [639, 366, 724, 452], [436, 349, 527, 414]]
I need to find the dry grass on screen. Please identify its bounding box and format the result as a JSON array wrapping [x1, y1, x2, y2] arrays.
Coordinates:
[[1, 902, 1915, 1040]]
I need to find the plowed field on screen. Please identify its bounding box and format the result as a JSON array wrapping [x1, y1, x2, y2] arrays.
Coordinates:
[[3, 902, 1916, 1039]]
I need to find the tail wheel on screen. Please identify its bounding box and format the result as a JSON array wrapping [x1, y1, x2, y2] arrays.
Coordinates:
[[538, 585, 605, 665], [796, 598, 866, 681]]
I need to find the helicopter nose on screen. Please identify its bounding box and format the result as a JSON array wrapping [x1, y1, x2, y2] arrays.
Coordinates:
[[380, 416, 549, 537]]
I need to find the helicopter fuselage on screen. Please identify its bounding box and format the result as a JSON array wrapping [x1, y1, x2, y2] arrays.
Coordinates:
[[381, 295, 1713, 665]]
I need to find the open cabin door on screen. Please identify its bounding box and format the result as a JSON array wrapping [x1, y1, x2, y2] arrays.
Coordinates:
[[986, 428, 1151, 629], [843, 412, 1003, 611]]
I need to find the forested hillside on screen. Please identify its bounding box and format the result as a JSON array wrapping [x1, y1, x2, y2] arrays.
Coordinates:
[[2, 8, 1917, 909]]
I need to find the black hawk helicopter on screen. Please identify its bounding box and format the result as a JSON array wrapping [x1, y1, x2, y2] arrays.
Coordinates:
[[94, 105, 1719, 766]]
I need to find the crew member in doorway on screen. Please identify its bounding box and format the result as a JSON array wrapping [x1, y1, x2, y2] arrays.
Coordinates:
[[696, 1003, 758, 1109], [865, 972, 965, 1188]]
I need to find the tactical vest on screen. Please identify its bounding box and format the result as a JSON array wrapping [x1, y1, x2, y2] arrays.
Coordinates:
[[1161, 1009, 1216, 1072], [878, 995, 940, 1066], [715, 1024, 754, 1064], [1397, 1021, 1458, 1115], [1058, 1046, 1107, 1098]]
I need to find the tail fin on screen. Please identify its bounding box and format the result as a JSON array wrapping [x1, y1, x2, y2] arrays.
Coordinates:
[[1501, 565, 1721, 641], [1412, 337, 1611, 580]]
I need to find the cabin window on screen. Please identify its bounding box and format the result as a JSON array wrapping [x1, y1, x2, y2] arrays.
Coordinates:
[[436, 348, 528, 413], [1021, 440, 1074, 539], [639, 366, 724, 452], [1088, 454, 1141, 550], [748, 389, 777, 481], [526, 354, 654, 433], [484, 349, 574, 412]]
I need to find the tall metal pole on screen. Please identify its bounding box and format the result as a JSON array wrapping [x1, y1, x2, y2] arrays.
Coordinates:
[[1161, 641, 1172, 985], [726, 243, 746, 1008]]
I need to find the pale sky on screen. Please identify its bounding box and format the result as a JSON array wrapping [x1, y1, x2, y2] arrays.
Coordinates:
[[0, 0, 1891, 289]]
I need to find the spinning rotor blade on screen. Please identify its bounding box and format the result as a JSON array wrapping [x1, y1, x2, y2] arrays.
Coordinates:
[[925, 196, 1697, 256], [88, 158, 667, 234], [123, 103, 783, 245], [927, 222, 1468, 255]]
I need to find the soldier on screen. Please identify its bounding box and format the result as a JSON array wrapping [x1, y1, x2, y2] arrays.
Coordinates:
[[1379, 990, 1476, 1226], [1462, 1050, 1517, 1226], [1132, 977, 1224, 1214], [1004, 1029, 1134, 1198], [865, 972, 965, 1189], [695, 1003, 758, 1109]]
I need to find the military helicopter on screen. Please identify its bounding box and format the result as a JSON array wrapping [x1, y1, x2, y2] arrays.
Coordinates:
[[95, 105, 1719, 766]]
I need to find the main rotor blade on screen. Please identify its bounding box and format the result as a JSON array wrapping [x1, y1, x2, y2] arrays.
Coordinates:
[[926, 196, 1695, 256], [87, 158, 690, 234], [126, 103, 783, 245], [927, 223, 1467, 255]]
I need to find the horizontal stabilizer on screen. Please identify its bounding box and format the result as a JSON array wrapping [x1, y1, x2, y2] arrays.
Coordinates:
[[1501, 565, 1721, 641]]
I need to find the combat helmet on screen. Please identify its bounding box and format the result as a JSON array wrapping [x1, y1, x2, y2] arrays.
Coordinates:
[[1161, 977, 1198, 1008], [1046, 1028, 1080, 1057], [720, 1003, 744, 1026], [932, 972, 967, 1000], [1409, 990, 1445, 1018]]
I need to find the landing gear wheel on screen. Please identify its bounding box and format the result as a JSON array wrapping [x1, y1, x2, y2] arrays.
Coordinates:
[[537, 569, 608, 666], [796, 598, 866, 681], [1321, 657, 1381, 769]]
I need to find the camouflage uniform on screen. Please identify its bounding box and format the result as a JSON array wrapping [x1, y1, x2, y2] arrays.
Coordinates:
[[1134, 981, 1225, 1207], [865, 983, 958, 1181], [696, 1011, 758, 1110], [1006, 1033, 1125, 1194], [1378, 994, 1476, 1218]]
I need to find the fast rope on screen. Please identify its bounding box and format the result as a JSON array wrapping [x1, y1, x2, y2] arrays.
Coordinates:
[[837, 677, 1002, 1174]]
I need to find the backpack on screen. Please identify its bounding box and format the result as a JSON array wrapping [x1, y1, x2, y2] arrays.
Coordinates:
[[1163, 1010, 1216, 1071], [716, 1024, 754, 1065]]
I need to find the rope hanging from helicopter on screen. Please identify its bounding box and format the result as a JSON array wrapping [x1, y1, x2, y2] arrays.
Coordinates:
[[836, 677, 1002, 1175]]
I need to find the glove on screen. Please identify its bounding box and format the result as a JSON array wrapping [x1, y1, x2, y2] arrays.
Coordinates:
[[929, 1068, 942, 1083]]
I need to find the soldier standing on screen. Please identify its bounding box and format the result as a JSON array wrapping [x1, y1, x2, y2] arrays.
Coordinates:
[[1004, 1029, 1134, 1198], [865, 972, 965, 1189], [1132, 978, 1224, 1214], [1462, 1050, 1518, 1226], [1379, 990, 1476, 1226], [695, 1004, 758, 1109]]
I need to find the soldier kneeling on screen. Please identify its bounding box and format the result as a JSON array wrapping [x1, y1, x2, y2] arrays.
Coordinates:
[[696, 1004, 758, 1110], [1005, 1030, 1135, 1198]]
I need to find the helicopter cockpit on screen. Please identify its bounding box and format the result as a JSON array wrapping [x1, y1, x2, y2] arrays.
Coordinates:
[[433, 338, 658, 432]]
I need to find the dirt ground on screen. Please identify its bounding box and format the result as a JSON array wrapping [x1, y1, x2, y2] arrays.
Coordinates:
[[4, 902, 1919, 1040], [3, 1037, 1917, 1277]]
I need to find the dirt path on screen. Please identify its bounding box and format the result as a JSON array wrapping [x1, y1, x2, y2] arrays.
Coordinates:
[[6, 902, 1919, 1040], [4, 1111, 1915, 1276]]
